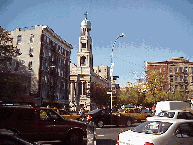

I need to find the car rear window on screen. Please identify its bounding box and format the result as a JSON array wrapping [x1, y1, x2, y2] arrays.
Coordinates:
[[158, 111, 175, 118], [132, 121, 172, 134]]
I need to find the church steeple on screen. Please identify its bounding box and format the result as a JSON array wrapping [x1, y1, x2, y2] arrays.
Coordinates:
[[77, 12, 93, 68]]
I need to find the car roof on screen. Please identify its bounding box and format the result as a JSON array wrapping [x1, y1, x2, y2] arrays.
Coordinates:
[[148, 118, 193, 123], [161, 110, 190, 112]]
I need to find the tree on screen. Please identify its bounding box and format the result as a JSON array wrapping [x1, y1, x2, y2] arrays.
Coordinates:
[[90, 82, 110, 108], [117, 84, 145, 106], [145, 67, 168, 104], [0, 28, 21, 72], [0, 28, 20, 58]]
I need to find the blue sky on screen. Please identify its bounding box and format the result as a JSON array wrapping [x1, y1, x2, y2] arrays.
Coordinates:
[[1, 0, 193, 87]]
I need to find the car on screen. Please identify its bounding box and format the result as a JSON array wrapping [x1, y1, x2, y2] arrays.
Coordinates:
[[116, 119, 193, 145], [0, 129, 39, 145], [81, 109, 135, 128], [0, 105, 93, 145], [146, 110, 193, 121], [113, 107, 153, 121], [52, 108, 81, 120]]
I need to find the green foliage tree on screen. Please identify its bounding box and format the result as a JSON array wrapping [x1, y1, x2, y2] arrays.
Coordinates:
[[90, 82, 110, 108], [145, 67, 168, 104], [117, 84, 145, 105], [0, 28, 20, 59]]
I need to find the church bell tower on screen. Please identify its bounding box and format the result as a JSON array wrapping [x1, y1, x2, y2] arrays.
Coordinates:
[[77, 12, 93, 69]]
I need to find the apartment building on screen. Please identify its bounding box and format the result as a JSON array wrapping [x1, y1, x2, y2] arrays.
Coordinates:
[[147, 57, 193, 98], [7, 25, 73, 106]]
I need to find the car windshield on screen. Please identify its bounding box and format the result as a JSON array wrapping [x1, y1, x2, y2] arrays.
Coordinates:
[[158, 111, 175, 118], [131, 121, 172, 134]]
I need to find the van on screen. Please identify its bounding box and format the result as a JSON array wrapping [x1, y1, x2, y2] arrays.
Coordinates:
[[155, 101, 190, 115]]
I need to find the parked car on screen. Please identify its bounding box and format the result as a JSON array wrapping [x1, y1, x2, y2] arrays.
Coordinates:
[[0, 129, 39, 145], [0, 105, 92, 145], [52, 108, 81, 120], [113, 108, 152, 121], [147, 110, 193, 121], [116, 119, 193, 145], [81, 109, 134, 128]]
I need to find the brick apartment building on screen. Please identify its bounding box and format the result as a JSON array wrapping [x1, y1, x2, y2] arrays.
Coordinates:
[[147, 57, 193, 99]]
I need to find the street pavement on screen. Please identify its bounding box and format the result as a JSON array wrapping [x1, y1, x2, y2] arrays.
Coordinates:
[[37, 122, 142, 145]]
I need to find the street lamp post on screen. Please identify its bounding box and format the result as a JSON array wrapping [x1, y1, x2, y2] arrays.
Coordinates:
[[110, 33, 125, 83], [108, 33, 124, 125]]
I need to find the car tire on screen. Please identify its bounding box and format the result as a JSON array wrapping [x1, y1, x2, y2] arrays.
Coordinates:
[[66, 131, 83, 145], [97, 120, 104, 128], [125, 119, 132, 127]]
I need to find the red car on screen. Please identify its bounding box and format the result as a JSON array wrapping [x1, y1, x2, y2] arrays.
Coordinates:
[[0, 105, 89, 145]]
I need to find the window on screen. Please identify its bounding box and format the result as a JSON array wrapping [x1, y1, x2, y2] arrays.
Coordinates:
[[175, 123, 193, 138], [39, 109, 61, 121], [82, 43, 86, 48], [47, 37, 49, 44], [185, 85, 188, 90], [175, 76, 178, 81], [163, 68, 165, 72], [28, 61, 32, 70], [179, 67, 183, 72], [191, 67, 193, 73], [174, 67, 178, 72], [30, 34, 34, 43], [29, 47, 33, 57], [169, 68, 172, 73], [17, 35, 21, 44], [184, 67, 188, 73], [170, 76, 173, 82], [175, 85, 178, 90], [184, 75, 188, 81], [180, 75, 183, 81]]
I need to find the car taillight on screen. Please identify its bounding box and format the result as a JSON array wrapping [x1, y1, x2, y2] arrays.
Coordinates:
[[144, 142, 154, 145], [87, 115, 92, 119]]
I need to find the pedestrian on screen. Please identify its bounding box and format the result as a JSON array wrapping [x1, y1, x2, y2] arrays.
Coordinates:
[[79, 108, 83, 115]]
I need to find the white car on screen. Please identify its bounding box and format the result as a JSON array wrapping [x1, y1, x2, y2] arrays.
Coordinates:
[[147, 110, 193, 121], [116, 119, 193, 145]]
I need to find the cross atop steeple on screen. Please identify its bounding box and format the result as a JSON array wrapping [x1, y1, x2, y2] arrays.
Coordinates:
[[84, 12, 88, 19]]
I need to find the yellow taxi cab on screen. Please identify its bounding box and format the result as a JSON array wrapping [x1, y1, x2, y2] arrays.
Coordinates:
[[52, 108, 81, 120], [113, 108, 152, 121]]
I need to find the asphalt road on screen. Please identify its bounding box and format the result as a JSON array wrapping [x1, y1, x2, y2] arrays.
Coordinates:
[[37, 122, 142, 145]]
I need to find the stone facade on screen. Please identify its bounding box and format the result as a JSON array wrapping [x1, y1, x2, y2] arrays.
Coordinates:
[[69, 15, 110, 111], [8, 25, 73, 106]]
